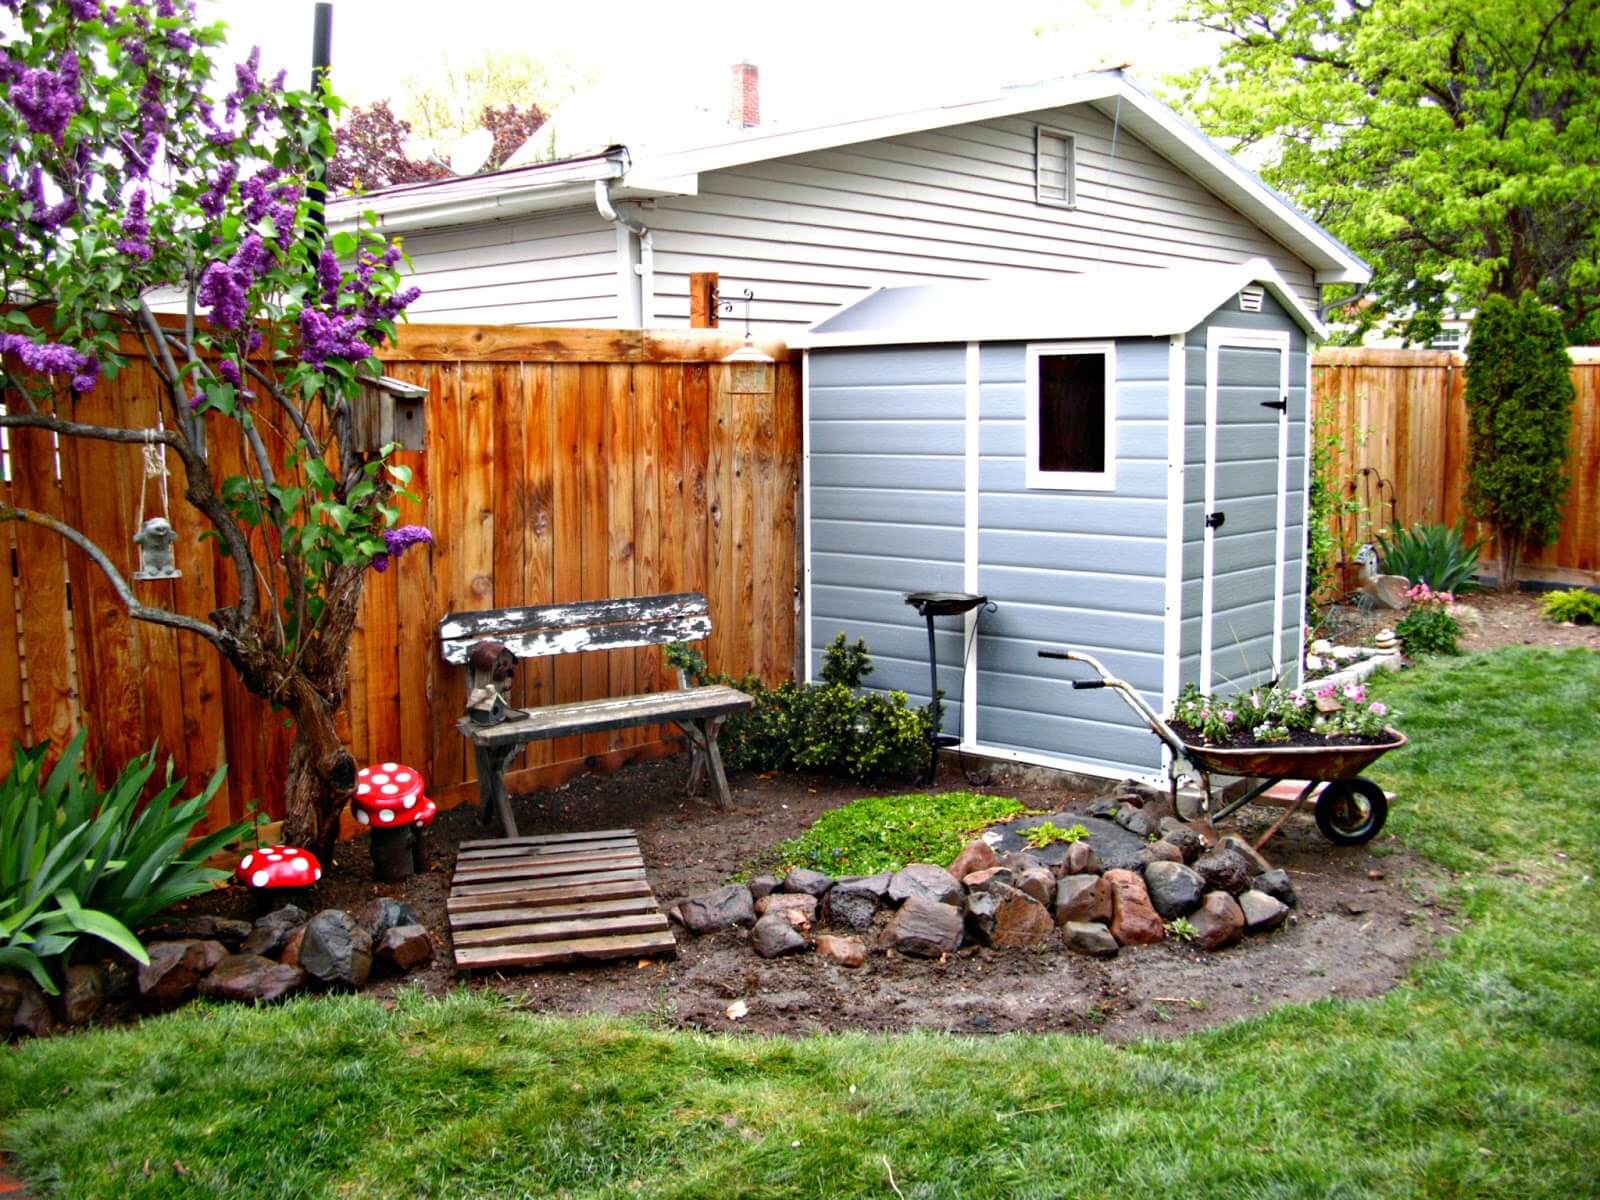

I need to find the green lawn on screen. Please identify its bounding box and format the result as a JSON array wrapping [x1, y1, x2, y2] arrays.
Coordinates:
[[3, 648, 1597, 1199]]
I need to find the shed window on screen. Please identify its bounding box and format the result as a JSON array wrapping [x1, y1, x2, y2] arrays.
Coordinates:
[[1034, 126, 1076, 207], [1025, 342, 1115, 491]]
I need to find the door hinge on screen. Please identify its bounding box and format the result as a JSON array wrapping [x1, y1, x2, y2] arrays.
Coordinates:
[[1260, 396, 1288, 412], [1206, 511, 1226, 530]]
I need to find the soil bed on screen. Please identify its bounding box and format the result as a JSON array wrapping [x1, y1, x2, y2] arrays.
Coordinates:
[[164, 756, 1449, 1043], [1319, 590, 1600, 654]]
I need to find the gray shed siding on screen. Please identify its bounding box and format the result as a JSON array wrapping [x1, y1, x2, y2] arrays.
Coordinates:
[[972, 339, 1170, 777], [1178, 290, 1307, 692], [806, 345, 970, 732], [386, 101, 1319, 330]]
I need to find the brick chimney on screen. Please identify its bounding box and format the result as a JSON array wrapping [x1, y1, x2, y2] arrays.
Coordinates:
[[728, 61, 759, 129]]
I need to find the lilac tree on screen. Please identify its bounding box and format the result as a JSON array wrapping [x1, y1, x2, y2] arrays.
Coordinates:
[[0, 1, 424, 857]]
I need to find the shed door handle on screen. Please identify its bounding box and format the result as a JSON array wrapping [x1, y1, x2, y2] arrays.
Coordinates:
[[1206, 511, 1226, 530], [1260, 397, 1288, 412]]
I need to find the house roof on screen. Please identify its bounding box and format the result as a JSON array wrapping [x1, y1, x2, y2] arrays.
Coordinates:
[[787, 258, 1327, 348], [329, 70, 1368, 286]]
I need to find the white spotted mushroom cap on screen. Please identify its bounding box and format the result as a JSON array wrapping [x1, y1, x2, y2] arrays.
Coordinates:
[[352, 763, 428, 826], [236, 844, 323, 888]]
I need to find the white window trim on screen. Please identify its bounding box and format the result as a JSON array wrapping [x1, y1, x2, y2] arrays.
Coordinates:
[[1034, 125, 1077, 209], [1024, 340, 1117, 492]]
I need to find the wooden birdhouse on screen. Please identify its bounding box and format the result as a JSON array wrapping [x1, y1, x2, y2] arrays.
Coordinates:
[[349, 374, 428, 454]]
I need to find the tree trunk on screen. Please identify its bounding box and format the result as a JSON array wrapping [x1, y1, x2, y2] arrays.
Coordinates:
[[281, 694, 358, 864], [1499, 533, 1522, 593]]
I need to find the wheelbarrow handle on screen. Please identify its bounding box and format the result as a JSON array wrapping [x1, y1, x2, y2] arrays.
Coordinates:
[[1072, 680, 1108, 689]]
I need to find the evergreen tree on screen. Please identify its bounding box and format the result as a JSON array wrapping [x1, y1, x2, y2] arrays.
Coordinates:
[[1464, 295, 1576, 589]]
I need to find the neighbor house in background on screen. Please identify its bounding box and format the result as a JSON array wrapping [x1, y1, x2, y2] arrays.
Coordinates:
[[328, 69, 1368, 334]]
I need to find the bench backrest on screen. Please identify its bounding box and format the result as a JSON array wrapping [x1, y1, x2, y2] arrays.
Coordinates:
[[439, 592, 711, 665]]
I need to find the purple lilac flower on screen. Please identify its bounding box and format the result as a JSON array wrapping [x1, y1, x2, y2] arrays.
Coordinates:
[[198, 162, 236, 217], [117, 188, 151, 260], [317, 247, 341, 302], [371, 525, 433, 571], [67, 0, 101, 18], [11, 52, 82, 142], [297, 308, 371, 365], [0, 333, 99, 390], [198, 260, 248, 330], [217, 357, 241, 386]]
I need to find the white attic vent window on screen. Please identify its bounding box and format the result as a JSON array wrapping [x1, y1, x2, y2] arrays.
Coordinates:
[[1238, 286, 1265, 313], [1034, 126, 1076, 208]]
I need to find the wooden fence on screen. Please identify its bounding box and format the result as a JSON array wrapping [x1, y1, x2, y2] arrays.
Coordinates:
[[0, 326, 800, 833], [1313, 347, 1600, 584]]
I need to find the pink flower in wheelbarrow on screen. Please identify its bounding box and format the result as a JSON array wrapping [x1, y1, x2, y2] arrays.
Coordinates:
[[1342, 682, 1367, 703], [370, 524, 433, 572], [1220, 709, 1236, 724], [1369, 702, 1388, 717]]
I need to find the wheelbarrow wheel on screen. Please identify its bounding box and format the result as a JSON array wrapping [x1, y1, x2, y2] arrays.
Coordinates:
[[1314, 778, 1388, 845]]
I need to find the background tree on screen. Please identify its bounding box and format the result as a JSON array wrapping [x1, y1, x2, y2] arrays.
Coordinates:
[[399, 49, 572, 148], [1463, 295, 1576, 589], [326, 100, 448, 192], [0, 0, 423, 857], [1177, 0, 1600, 343]]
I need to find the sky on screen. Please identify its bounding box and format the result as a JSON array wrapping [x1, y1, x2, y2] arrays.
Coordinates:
[[205, 0, 1218, 153]]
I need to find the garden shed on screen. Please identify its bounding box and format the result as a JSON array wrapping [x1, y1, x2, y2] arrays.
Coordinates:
[[792, 257, 1324, 783]]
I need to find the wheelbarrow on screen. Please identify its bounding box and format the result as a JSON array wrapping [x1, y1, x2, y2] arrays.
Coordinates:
[[1038, 648, 1406, 849]]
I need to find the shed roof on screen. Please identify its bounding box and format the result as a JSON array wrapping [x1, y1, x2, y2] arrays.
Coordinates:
[[788, 258, 1326, 349]]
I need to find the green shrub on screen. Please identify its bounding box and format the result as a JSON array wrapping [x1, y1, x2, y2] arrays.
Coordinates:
[[1375, 522, 1483, 593], [0, 730, 242, 993], [667, 635, 933, 782], [1464, 294, 1576, 589], [758, 791, 1026, 876], [1540, 588, 1600, 625], [1395, 600, 1462, 656]]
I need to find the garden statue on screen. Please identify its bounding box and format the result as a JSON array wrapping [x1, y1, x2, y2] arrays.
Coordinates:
[[132, 517, 181, 580], [465, 641, 522, 726]]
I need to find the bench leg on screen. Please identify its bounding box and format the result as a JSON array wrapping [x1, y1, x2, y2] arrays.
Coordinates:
[[473, 744, 520, 839], [678, 720, 707, 797], [699, 716, 733, 811]]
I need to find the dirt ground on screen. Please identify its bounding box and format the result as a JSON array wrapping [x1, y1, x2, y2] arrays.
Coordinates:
[[175, 755, 1450, 1043], [1318, 589, 1600, 654]]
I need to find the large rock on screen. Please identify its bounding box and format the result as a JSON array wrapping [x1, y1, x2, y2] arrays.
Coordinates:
[[1054, 875, 1112, 925], [888, 863, 964, 907], [1103, 869, 1165, 946], [1112, 779, 1165, 808], [964, 883, 1015, 945], [1190, 891, 1246, 951], [1139, 841, 1183, 869], [1014, 865, 1055, 907], [1254, 868, 1299, 908], [0, 973, 54, 1038], [814, 934, 866, 968], [1159, 825, 1205, 865], [1058, 841, 1101, 877], [298, 910, 373, 990], [198, 954, 307, 1004], [947, 839, 998, 882], [751, 911, 807, 958], [987, 814, 1146, 874], [1218, 835, 1271, 877], [989, 894, 1053, 948], [782, 868, 834, 898], [677, 885, 756, 934], [1142, 861, 1206, 920], [1062, 921, 1119, 958], [1115, 806, 1157, 839], [242, 904, 308, 958], [881, 896, 964, 958], [755, 892, 818, 924], [137, 939, 216, 1006], [376, 924, 435, 973], [1194, 847, 1252, 896], [355, 898, 419, 945], [834, 872, 892, 899], [747, 874, 782, 901], [822, 879, 882, 933], [280, 926, 307, 968], [963, 867, 1015, 894], [142, 914, 252, 949], [57, 964, 106, 1026], [1239, 889, 1289, 933]]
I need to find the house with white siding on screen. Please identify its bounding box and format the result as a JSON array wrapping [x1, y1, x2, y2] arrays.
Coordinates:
[[328, 69, 1368, 335]]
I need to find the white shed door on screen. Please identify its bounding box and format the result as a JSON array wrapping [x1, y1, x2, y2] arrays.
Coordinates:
[[1201, 329, 1290, 694]]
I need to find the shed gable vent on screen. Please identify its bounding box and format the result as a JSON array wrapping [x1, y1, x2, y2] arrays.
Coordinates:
[[1238, 286, 1265, 313], [1034, 126, 1076, 208]]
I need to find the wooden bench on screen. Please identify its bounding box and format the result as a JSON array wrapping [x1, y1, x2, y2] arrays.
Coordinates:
[[438, 592, 753, 838]]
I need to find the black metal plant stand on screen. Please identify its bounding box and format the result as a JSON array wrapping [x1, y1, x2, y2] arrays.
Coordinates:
[[904, 591, 989, 782]]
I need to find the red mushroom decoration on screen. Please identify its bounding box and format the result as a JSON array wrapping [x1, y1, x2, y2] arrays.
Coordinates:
[[353, 763, 431, 882], [236, 844, 322, 890]]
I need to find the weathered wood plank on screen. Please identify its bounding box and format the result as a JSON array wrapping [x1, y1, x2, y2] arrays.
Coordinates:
[[440, 613, 710, 663], [452, 928, 677, 970], [378, 323, 793, 365], [0, 490, 22, 745], [429, 362, 469, 790], [452, 911, 669, 949], [605, 362, 636, 752], [452, 853, 646, 885], [447, 896, 661, 929], [455, 837, 638, 861], [449, 866, 648, 898], [455, 685, 752, 746], [632, 364, 663, 743], [521, 361, 556, 767], [11, 422, 75, 753], [549, 361, 584, 766], [439, 592, 707, 643], [458, 827, 636, 850], [446, 878, 653, 914], [578, 362, 609, 759]]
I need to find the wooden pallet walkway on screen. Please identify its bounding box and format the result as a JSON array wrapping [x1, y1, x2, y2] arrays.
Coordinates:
[[446, 828, 677, 971]]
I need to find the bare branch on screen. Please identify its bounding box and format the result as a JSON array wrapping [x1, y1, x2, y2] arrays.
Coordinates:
[[244, 359, 322, 455], [0, 503, 231, 646], [0, 411, 185, 445]]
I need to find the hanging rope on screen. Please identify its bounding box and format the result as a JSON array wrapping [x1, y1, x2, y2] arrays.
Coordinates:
[[135, 420, 171, 529]]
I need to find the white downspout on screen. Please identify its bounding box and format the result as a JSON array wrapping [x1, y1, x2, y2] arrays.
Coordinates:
[[595, 179, 655, 329]]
